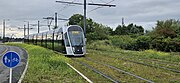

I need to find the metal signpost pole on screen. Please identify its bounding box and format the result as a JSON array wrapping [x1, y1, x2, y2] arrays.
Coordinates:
[[9, 68, 12, 83]]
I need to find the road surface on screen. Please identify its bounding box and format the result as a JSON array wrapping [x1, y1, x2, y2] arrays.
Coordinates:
[[0, 45, 28, 83]]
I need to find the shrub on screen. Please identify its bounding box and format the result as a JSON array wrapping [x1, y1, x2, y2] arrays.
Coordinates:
[[135, 36, 151, 50], [109, 35, 136, 50]]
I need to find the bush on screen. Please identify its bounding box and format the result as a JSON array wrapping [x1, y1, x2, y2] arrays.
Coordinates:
[[151, 37, 180, 52], [109, 35, 180, 52], [109, 35, 136, 50], [87, 40, 114, 51], [135, 36, 151, 50]]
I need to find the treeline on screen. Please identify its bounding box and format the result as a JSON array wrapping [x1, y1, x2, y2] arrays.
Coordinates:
[[111, 19, 180, 52], [110, 35, 180, 52], [113, 24, 144, 35], [68, 14, 180, 52], [68, 14, 112, 40]]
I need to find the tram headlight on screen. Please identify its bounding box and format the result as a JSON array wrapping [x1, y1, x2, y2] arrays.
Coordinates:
[[72, 47, 75, 52], [82, 47, 84, 52]]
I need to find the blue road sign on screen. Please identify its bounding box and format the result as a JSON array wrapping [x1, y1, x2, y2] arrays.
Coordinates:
[[2, 51, 20, 68]]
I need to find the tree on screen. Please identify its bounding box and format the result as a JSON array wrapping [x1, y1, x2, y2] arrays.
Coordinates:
[[68, 14, 113, 41], [152, 19, 180, 38], [114, 23, 144, 35], [68, 14, 94, 34], [68, 14, 83, 25]]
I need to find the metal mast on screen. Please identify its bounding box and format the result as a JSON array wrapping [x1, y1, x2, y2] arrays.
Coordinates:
[[56, 0, 116, 38]]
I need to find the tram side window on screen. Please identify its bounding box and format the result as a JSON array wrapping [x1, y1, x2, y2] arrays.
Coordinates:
[[65, 33, 70, 46]]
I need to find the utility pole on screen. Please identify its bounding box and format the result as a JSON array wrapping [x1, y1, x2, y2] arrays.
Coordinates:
[[27, 22, 29, 40], [18, 25, 33, 43], [27, 22, 29, 39], [55, 12, 58, 29], [30, 22, 56, 33], [38, 21, 40, 33], [122, 17, 125, 26], [43, 17, 53, 31], [43, 12, 68, 30], [24, 25, 26, 42], [84, 0, 86, 38], [2, 20, 5, 43], [56, 0, 116, 38]]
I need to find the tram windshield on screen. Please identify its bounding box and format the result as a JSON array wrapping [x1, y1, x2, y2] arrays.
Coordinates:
[[68, 31, 84, 46]]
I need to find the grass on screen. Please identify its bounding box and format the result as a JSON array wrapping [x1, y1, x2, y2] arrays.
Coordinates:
[[69, 60, 111, 83], [83, 50, 180, 82], [87, 40, 180, 63], [85, 41, 180, 82], [6, 43, 86, 83], [5, 41, 180, 83]]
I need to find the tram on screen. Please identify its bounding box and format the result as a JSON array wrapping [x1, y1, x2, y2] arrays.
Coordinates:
[[26, 25, 86, 56]]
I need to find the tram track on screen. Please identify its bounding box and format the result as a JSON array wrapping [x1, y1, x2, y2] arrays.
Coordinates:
[[54, 48, 180, 82], [71, 57, 156, 83], [71, 58, 120, 83], [144, 58, 180, 67], [90, 49, 180, 68], [117, 57, 180, 73], [120, 56, 180, 68], [84, 58, 154, 83], [89, 50, 180, 73], [99, 54, 180, 73], [68, 53, 179, 82]]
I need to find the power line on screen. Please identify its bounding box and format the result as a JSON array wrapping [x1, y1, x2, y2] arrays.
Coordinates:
[[56, 0, 116, 38], [88, 0, 115, 13], [99, 0, 106, 3], [56, 1, 116, 7], [90, 0, 94, 3], [43, 12, 69, 30], [57, 0, 77, 12], [59, 13, 69, 18]]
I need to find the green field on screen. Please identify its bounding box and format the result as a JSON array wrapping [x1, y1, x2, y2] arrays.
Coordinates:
[[6, 42, 180, 83], [6, 43, 86, 83]]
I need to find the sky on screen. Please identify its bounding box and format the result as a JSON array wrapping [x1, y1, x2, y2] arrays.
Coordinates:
[[0, 0, 180, 38]]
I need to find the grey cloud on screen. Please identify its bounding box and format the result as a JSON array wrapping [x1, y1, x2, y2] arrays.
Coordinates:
[[0, 0, 180, 37]]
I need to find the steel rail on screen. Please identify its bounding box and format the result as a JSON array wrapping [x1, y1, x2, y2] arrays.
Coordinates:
[[72, 58, 119, 83], [89, 49, 180, 73], [85, 58, 154, 83], [89, 49, 179, 66], [118, 58, 180, 73]]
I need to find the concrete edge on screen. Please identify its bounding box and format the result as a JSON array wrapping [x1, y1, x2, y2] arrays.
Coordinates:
[[0, 46, 8, 55], [66, 63, 93, 83], [18, 48, 29, 83]]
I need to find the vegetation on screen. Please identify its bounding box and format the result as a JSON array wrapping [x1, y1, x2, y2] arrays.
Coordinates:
[[113, 24, 144, 35], [149, 19, 180, 38], [6, 43, 86, 83], [5, 14, 180, 82], [66, 15, 180, 52], [68, 14, 112, 41], [85, 42, 180, 82], [7, 42, 179, 82]]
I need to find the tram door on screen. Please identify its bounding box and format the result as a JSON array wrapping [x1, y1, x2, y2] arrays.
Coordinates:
[[64, 32, 73, 55]]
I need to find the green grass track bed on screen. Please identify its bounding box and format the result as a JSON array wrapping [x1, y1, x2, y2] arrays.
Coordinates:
[[6, 43, 86, 83]]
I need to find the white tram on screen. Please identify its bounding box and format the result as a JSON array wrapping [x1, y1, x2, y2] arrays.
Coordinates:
[[26, 25, 86, 56]]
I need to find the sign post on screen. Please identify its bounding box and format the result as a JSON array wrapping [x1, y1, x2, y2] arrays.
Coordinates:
[[2, 51, 20, 83]]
